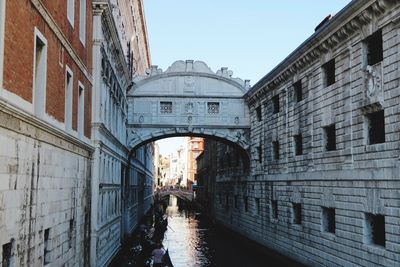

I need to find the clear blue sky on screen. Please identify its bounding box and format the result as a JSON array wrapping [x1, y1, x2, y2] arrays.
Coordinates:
[[144, 0, 351, 84], [145, 1, 351, 155]]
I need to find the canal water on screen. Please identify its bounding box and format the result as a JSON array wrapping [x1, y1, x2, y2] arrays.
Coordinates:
[[163, 195, 300, 267]]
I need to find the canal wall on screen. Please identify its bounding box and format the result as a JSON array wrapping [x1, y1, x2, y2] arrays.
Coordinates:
[[201, 1, 400, 266], [0, 102, 92, 267]]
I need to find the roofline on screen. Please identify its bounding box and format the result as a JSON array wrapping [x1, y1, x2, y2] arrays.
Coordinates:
[[245, 0, 371, 100]]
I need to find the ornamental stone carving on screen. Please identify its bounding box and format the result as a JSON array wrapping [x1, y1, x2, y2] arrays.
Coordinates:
[[364, 65, 381, 99]]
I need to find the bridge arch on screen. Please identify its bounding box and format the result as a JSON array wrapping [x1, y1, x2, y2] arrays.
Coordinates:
[[127, 60, 251, 158]]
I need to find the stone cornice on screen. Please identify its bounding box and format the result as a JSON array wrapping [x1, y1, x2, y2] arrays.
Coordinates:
[[92, 122, 129, 153], [30, 0, 93, 84], [0, 99, 94, 157], [245, 0, 397, 106]]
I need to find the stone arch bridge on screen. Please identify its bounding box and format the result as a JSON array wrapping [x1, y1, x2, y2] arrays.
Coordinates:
[[156, 188, 194, 202], [127, 60, 251, 158]]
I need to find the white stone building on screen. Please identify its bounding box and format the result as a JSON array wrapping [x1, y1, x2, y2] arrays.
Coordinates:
[[91, 1, 153, 266]]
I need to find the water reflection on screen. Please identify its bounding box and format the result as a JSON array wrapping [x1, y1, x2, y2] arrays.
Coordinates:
[[163, 195, 299, 267], [164, 196, 210, 267]]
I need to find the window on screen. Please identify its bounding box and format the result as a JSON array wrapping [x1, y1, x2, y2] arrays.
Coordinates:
[[292, 203, 302, 225], [255, 198, 260, 215], [225, 194, 229, 210], [322, 59, 335, 87], [244, 196, 248, 212], [234, 195, 238, 209], [323, 124, 336, 151], [160, 101, 172, 114], [272, 95, 279, 114], [207, 102, 219, 114], [294, 134, 303, 156], [293, 80, 302, 102], [272, 141, 279, 160], [365, 30, 383, 66], [79, 0, 86, 45], [44, 228, 50, 264], [271, 200, 278, 219], [365, 213, 385, 247], [68, 219, 74, 249], [65, 67, 73, 131], [78, 83, 85, 137], [322, 207, 335, 233], [67, 0, 74, 27], [2, 241, 12, 267], [257, 146, 262, 163], [256, 106, 262, 121], [33, 29, 47, 118], [366, 110, 385, 144]]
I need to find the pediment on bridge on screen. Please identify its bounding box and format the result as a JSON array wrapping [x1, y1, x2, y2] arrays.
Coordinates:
[[128, 60, 250, 97]]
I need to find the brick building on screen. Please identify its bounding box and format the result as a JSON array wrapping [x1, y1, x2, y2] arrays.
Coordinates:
[[0, 1, 153, 266], [208, 0, 400, 266], [186, 137, 204, 188], [0, 0, 93, 266]]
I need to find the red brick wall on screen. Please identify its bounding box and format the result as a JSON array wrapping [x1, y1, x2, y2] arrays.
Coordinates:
[[3, 0, 92, 138]]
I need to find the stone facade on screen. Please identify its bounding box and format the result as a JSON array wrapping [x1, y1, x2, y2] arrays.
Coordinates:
[[0, 0, 93, 266], [208, 1, 400, 266], [0, 1, 153, 266], [90, 1, 153, 266]]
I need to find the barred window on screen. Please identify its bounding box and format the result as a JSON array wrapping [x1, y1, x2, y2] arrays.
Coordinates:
[[160, 101, 173, 114], [207, 102, 220, 114]]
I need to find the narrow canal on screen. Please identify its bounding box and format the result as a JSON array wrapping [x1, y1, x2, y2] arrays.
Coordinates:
[[162, 195, 300, 267], [110, 195, 303, 267]]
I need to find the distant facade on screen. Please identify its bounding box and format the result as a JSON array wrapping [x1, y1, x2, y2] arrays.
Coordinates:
[[0, 0, 93, 266], [208, 1, 400, 266], [186, 137, 204, 188]]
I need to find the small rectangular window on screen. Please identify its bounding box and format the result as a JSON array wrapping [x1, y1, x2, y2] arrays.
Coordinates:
[[160, 101, 173, 114], [271, 200, 278, 219], [33, 29, 47, 118], [78, 83, 85, 137], [323, 124, 336, 151], [322, 207, 335, 233], [244, 196, 248, 212], [65, 67, 73, 131], [365, 213, 385, 247], [322, 59, 335, 87], [255, 198, 260, 215], [256, 106, 262, 122], [365, 30, 383, 66], [68, 219, 74, 249], [79, 0, 86, 45], [207, 102, 220, 114], [272, 95, 279, 114], [293, 203, 302, 225], [294, 134, 303, 156], [272, 141, 279, 160], [67, 0, 74, 27], [2, 242, 12, 267], [293, 80, 302, 102], [366, 110, 385, 144], [257, 146, 262, 163], [225, 194, 229, 210], [44, 228, 50, 264]]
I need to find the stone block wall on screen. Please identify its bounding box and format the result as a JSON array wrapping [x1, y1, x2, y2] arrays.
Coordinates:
[[212, 1, 400, 266], [0, 104, 91, 267]]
